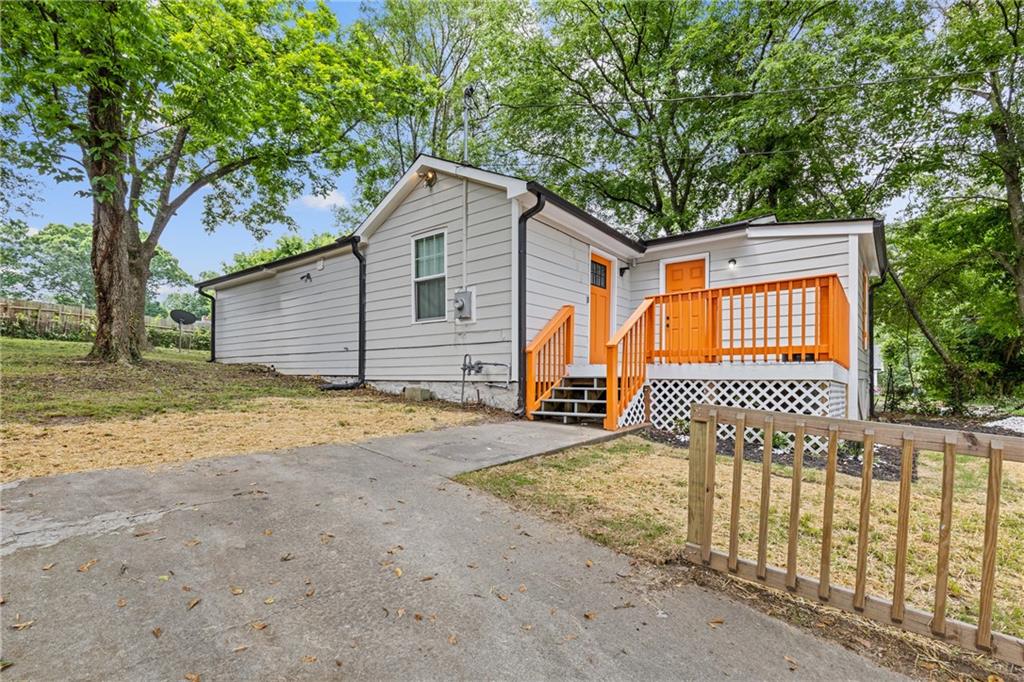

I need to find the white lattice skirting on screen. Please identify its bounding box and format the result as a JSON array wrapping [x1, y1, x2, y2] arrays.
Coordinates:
[[617, 387, 648, 428], [648, 379, 847, 455]]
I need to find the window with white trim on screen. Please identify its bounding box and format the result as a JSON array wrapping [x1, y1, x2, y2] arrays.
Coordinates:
[[413, 232, 446, 321]]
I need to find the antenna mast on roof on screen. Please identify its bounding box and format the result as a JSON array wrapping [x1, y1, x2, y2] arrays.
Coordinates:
[[462, 84, 475, 163]]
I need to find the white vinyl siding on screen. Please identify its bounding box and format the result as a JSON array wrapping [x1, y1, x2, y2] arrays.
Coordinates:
[[362, 173, 513, 382], [525, 218, 590, 362], [214, 251, 359, 376]]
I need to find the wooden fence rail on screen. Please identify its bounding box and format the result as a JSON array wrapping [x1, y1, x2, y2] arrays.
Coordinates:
[[1, 298, 209, 338], [686, 403, 1024, 665]]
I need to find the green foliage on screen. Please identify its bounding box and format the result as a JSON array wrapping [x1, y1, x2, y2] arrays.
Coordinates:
[[163, 292, 211, 319], [0, 222, 190, 309], [483, 0, 931, 237], [219, 232, 339, 274]]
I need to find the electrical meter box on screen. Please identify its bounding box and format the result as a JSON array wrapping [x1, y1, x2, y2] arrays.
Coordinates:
[[453, 289, 474, 320]]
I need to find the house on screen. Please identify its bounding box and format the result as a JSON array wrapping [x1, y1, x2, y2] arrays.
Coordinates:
[[196, 155, 887, 445]]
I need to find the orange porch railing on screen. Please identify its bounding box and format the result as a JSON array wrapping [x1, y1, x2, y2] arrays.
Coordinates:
[[524, 305, 574, 418], [603, 299, 655, 430], [651, 274, 849, 367], [604, 274, 851, 429]]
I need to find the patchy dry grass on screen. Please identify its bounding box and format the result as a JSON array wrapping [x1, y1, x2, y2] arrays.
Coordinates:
[[1, 338, 486, 481], [459, 435, 1024, 641]]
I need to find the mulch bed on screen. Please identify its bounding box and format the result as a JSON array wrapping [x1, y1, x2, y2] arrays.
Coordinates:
[[643, 427, 910, 482]]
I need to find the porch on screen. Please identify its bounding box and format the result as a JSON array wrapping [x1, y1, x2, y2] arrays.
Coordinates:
[[525, 273, 852, 434]]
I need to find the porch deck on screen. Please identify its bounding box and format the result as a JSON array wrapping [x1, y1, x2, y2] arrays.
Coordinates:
[[525, 273, 852, 430]]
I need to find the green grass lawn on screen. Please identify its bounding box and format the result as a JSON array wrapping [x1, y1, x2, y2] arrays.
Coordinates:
[[1, 337, 322, 423], [459, 435, 1024, 641]]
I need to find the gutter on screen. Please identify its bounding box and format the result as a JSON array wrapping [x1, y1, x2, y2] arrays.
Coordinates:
[[515, 190, 546, 414], [321, 235, 367, 391], [197, 289, 216, 362], [867, 219, 888, 418]]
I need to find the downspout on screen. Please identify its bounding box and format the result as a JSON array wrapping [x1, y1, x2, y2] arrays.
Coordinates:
[[198, 289, 215, 362], [321, 235, 367, 390], [868, 219, 888, 418], [514, 189, 546, 414]]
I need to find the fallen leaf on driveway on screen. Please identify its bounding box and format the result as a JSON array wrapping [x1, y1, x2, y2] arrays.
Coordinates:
[[184, 673, 200, 682], [250, 621, 268, 631], [448, 634, 458, 645], [319, 533, 334, 544], [184, 539, 201, 548], [41, 563, 55, 571], [230, 587, 244, 596], [304, 587, 315, 598], [521, 623, 533, 631], [393, 567, 402, 578], [496, 593, 509, 602], [784, 656, 799, 671], [158, 575, 170, 582], [263, 529, 273, 536], [585, 560, 593, 568], [563, 633, 577, 642], [414, 613, 423, 621], [78, 559, 98, 573], [583, 611, 597, 620], [233, 645, 248, 653], [518, 584, 527, 593], [133, 530, 154, 537], [117, 598, 127, 608], [10, 620, 33, 631], [152, 628, 162, 638], [302, 656, 317, 664], [280, 553, 293, 562], [264, 597, 275, 605], [707, 618, 724, 629], [187, 598, 201, 610], [420, 576, 434, 582]]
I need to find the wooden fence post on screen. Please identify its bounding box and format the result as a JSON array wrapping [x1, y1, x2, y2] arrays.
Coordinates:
[[687, 412, 709, 546]]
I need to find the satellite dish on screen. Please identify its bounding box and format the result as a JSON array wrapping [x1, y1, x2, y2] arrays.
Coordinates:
[[170, 309, 198, 326]]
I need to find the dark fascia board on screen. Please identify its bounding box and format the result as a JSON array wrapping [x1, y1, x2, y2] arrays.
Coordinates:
[[526, 181, 646, 253], [195, 236, 358, 289], [642, 219, 753, 248]]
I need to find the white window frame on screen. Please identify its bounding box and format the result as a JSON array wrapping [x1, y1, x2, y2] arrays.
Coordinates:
[[410, 228, 448, 324]]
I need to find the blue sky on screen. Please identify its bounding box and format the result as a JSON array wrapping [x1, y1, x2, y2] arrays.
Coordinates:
[[21, 1, 369, 289]]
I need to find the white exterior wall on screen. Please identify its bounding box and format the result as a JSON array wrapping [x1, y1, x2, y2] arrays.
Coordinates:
[[525, 218, 590, 361], [630, 233, 852, 306], [215, 252, 359, 376], [362, 173, 513, 385]]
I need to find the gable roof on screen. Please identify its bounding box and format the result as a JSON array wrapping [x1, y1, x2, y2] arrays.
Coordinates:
[[197, 155, 887, 289]]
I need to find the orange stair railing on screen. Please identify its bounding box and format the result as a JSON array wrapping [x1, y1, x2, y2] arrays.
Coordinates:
[[604, 299, 655, 430], [524, 305, 574, 419]]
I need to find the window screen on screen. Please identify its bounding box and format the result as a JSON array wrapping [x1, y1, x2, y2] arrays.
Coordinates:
[[414, 233, 446, 320], [590, 260, 607, 289]]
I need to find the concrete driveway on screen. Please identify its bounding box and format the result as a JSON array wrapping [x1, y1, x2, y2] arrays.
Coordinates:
[[0, 421, 902, 680]]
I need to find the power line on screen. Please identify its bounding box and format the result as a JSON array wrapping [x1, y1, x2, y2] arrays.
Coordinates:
[[498, 69, 999, 111]]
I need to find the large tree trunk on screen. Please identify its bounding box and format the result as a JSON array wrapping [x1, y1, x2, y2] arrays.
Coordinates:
[[88, 194, 144, 363], [130, 254, 151, 352], [83, 46, 146, 364]]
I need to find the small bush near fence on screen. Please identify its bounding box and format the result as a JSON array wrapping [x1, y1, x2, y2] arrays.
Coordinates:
[[0, 299, 210, 351]]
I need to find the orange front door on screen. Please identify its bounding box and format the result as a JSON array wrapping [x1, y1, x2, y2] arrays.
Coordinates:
[[664, 259, 707, 359], [664, 259, 706, 293], [589, 254, 612, 363]]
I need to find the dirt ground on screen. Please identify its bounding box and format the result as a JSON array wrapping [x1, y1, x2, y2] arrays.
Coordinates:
[[1, 393, 486, 481], [459, 434, 1024, 679]]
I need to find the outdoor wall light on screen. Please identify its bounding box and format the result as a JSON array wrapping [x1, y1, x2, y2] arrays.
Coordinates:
[[419, 169, 438, 187], [728, 258, 737, 270]]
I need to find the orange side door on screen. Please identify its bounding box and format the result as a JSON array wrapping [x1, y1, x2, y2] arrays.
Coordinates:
[[664, 259, 707, 360], [589, 254, 612, 363]]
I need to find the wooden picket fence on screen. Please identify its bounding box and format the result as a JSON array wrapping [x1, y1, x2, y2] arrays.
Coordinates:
[[0, 298, 208, 339], [686, 403, 1024, 665]]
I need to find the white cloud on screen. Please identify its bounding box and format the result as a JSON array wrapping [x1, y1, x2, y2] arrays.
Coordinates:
[[298, 189, 349, 211]]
